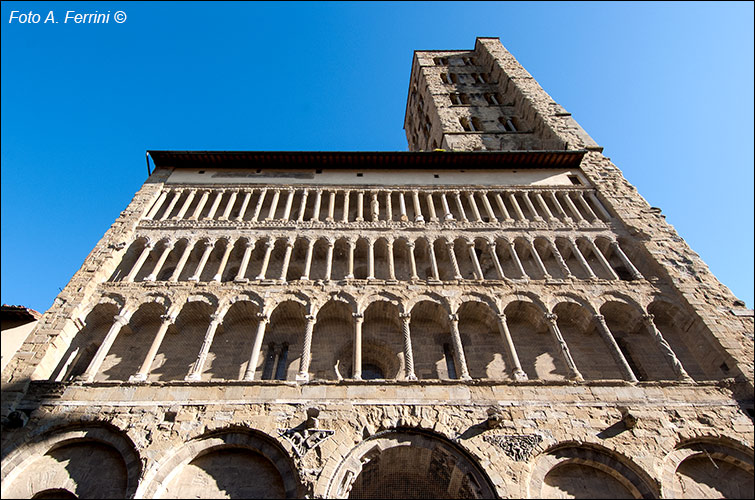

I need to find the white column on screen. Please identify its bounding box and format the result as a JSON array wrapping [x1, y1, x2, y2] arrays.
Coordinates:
[[549, 191, 572, 223], [159, 189, 182, 220], [466, 192, 483, 222], [324, 238, 335, 280], [548, 239, 574, 279], [497, 314, 527, 380], [244, 313, 270, 380], [312, 189, 323, 221], [356, 191, 364, 222], [385, 191, 393, 221], [521, 192, 543, 221], [342, 190, 351, 223], [189, 190, 210, 220], [174, 189, 196, 219], [480, 192, 498, 223], [325, 191, 336, 222], [446, 240, 463, 279], [146, 191, 168, 219], [610, 240, 643, 280], [593, 315, 638, 382], [448, 314, 471, 380], [494, 193, 513, 222], [297, 189, 309, 222], [543, 313, 583, 381], [169, 240, 196, 282], [399, 313, 416, 380], [219, 190, 238, 220], [250, 188, 267, 222], [507, 241, 528, 279], [587, 191, 612, 220], [643, 314, 692, 381], [507, 193, 526, 221], [427, 239, 440, 281], [588, 239, 620, 280], [398, 192, 408, 221], [186, 313, 223, 381], [282, 189, 295, 221], [488, 241, 505, 279], [212, 238, 235, 282], [79, 313, 131, 382], [188, 240, 216, 281], [345, 239, 356, 279], [353, 313, 364, 380], [467, 241, 484, 279], [124, 241, 155, 282], [412, 190, 424, 222], [407, 241, 419, 280], [301, 238, 316, 280], [279, 240, 295, 281], [535, 192, 558, 222], [386, 239, 396, 280], [234, 190, 252, 221], [526, 239, 551, 279], [453, 192, 468, 222], [296, 314, 316, 382], [130, 313, 175, 382], [576, 192, 599, 221], [366, 239, 376, 280], [256, 240, 274, 280], [426, 193, 438, 222], [204, 190, 224, 220], [266, 189, 281, 220], [145, 241, 175, 282], [441, 193, 454, 221], [568, 238, 597, 279], [234, 240, 256, 282], [562, 192, 586, 223]]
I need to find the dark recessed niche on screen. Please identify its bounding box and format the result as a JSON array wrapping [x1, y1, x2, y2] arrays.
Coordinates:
[[434, 174, 440, 178], [357, 173, 363, 177], [316, 169, 322, 174], [198, 171, 205, 174]]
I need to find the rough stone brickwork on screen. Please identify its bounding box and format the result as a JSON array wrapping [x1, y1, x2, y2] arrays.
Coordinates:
[[1, 37, 752, 499]]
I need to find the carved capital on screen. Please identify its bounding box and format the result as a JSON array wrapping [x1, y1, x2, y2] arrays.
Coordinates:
[[543, 313, 558, 325]]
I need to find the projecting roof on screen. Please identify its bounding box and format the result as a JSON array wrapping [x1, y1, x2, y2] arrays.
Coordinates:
[[1, 305, 42, 324], [147, 150, 587, 172]]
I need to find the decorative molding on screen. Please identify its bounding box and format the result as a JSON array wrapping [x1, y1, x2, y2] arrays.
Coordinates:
[[278, 427, 334, 457], [482, 433, 542, 461]]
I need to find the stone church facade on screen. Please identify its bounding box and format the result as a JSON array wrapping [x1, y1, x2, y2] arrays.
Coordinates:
[[1, 37, 753, 498]]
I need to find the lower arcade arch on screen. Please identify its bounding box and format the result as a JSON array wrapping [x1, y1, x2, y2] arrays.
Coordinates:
[[138, 429, 301, 499], [327, 429, 497, 499]]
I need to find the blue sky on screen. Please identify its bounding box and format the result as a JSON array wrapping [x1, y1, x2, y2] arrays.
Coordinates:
[[2, 1, 753, 312]]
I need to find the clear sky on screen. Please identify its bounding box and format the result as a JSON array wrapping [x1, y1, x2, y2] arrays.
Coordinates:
[[2, 1, 753, 313]]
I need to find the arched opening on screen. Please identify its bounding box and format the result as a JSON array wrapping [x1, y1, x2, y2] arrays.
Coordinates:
[[410, 301, 453, 380], [150, 301, 212, 381], [310, 300, 354, 380], [204, 301, 260, 381], [260, 300, 306, 381], [362, 301, 403, 380], [457, 301, 505, 379], [504, 301, 568, 380]]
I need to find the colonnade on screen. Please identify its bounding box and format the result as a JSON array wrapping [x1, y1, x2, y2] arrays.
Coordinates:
[[144, 186, 611, 226]]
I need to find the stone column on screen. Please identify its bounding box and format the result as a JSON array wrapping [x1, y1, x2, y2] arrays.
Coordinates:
[[467, 241, 484, 280], [427, 240, 441, 281], [488, 241, 505, 279], [130, 313, 175, 382], [441, 193, 454, 221], [296, 314, 317, 382], [367, 239, 376, 280], [188, 240, 216, 282], [398, 192, 409, 221], [146, 190, 169, 219], [480, 192, 498, 223], [548, 239, 574, 279], [279, 239, 295, 281], [448, 314, 471, 380], [446, 240, 463, 279], [399, 313, 417, 380], [234, 190, 252, 221], [453, 192, 468, 222], [189, 190, 210, 220], [568, 238, 597, 279], [426, 193, 438, 222], [587, 239, 619, 280], [496, 314, 527, 380], [234, 239, 256, 282], [353, 313, 364, 380], [535, 192, 558, 222], [244, 313, 270, 380], [324, 238, 335, 281], [204, 190, 224, 220], [281, 189, 295, 221], [507, 193, 526, 221], [250, 188, 267, 223], [219, 189, 238, 220], [370, 192, 379, 221], [386, 239, 396, 280], [610, 240, 643, 280], [145, 241, 175, 281], [186, 313, 223, 381], [466, 192, 483, 222], [266, 189, 281, 220], [301, 238, 316, 280], [642, 314, 692, 381], [385, 191, 393, 221], [494, 193, 513, 222], [297, 189, 309, 222], [548, 191, 572, 223], [526, 239, 551, 279], [159, 189, 182, 220], [562, 193, 586, 223], [522, 191, 544, 221], [593, 315, 638, 382], [312, 189, 323, 221], [79, 313, 131, 382], [507, 240, 528, 279], [212, 238, 235, 282], [256, 240, 274, 280], [587, 191, 612, 220], [342, 190, 351, 223], [124, 241, 155, 282], [325, 191, 336, 222], [576, 192, 599, 221], [356, 191, 364, 221], [543, 313, 583, 381], [412, 190, 424, 222], [169, 240, 196, 282], [174, 189, 196, 219], [345, 239, 356, 279], [407, 241, 419, 280]]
